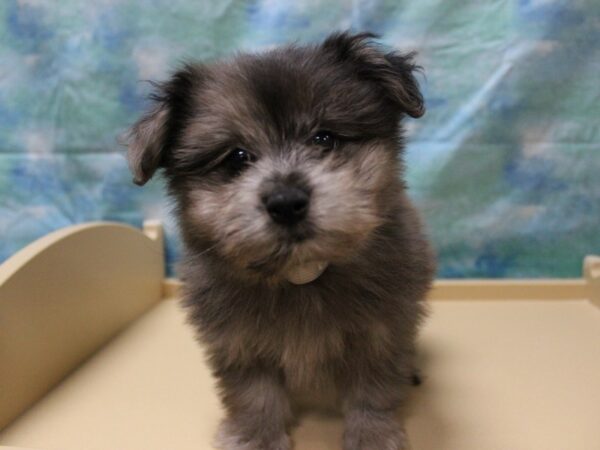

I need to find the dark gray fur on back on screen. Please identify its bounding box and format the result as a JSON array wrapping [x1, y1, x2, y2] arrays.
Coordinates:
[[127, 32, 435, 450]]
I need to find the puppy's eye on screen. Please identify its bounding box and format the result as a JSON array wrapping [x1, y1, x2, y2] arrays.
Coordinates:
[[311, 131, 337, 151], [224, 148, 255, 174]]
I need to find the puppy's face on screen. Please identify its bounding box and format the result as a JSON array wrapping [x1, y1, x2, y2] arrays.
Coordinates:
[[128, 32, 424, 282]]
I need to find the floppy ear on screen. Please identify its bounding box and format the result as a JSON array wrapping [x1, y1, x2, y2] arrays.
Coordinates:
[[322, 31, 425, 118], [127, 64, 202, 186], [127, 104, 169, 185]]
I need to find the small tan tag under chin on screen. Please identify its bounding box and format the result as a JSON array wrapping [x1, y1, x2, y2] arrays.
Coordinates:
[[285, 261, 329, 285]]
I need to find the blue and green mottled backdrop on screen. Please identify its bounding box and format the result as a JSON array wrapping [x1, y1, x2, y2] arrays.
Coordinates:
[[1, 0, 599, 277]]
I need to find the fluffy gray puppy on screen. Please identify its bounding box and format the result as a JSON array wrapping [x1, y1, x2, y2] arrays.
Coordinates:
[[127, 31, 435, 450]]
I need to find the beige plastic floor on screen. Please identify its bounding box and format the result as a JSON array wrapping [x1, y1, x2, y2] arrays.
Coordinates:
[[1, 298, 599, 450]]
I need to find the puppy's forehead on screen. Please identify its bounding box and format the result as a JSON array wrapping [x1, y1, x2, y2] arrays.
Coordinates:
[[204, 53, 318, 136], [198, 49, 387, 143]]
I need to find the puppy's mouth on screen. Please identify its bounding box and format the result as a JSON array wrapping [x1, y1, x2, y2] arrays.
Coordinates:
[[288, 228, 313, 243]]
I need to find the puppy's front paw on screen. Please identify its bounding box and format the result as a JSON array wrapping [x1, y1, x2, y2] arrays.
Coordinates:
[[343, 411, 410, 450], [214, 418, 291, 450]]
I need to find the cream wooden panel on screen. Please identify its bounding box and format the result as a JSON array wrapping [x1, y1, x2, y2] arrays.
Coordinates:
[[428, 279, 590, 300], [1, 299, 599, 450], [584, 255, 600, 309], [0, 222, 164, 430], [163, 276, 595, 301]]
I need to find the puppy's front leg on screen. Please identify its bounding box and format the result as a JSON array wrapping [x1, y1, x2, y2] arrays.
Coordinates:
[[214, 365, 293, 450], [342, 376, 411, 450]]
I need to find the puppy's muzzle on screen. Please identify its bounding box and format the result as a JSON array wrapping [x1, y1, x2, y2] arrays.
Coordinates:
[[263, 186, 309, 226]]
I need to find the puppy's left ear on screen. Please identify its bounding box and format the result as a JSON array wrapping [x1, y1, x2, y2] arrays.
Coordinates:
[[322, 32, 425, 118], [126, 64, 202, 185]]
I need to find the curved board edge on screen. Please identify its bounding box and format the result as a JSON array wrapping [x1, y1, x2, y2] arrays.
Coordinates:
[[0, 222, 162, 287], [0, 221, 165, 430]]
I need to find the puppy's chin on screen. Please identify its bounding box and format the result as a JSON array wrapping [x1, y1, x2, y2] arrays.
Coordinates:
[[223, 225, 379, 285]]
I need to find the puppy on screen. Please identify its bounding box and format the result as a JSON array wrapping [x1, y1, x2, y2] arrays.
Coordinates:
[[127, 31, 435, 450]]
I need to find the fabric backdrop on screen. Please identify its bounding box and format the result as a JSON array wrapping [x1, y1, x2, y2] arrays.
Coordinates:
[[1, 0, 599, 277]]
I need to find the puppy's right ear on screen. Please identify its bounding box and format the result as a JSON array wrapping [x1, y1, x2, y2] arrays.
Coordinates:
[[127, 104, 169, 186], [127, 64, 202, 186]]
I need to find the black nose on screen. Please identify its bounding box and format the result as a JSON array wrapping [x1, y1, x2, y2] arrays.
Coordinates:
[[263, 187, 309, 226]]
